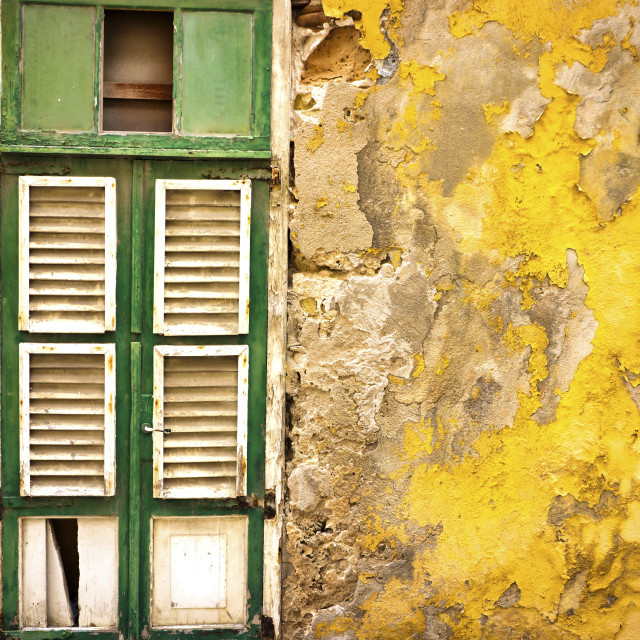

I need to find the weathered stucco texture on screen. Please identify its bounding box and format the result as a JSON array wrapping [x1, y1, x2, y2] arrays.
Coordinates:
[[285, 1, 640, 638]]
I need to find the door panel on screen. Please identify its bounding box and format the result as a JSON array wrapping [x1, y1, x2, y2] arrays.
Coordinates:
[[150, 516, 248, 626], [1, 157, 267, 639], [138, 160, 267, 637]]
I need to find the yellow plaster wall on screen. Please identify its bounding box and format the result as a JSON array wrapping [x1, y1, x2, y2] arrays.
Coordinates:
[[286, 1, 640, 638]]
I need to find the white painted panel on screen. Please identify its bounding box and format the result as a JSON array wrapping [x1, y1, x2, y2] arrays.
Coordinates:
[[151, 516, 247, 627], [78, 518, 118, 628], [21, 518, 47, 627], [169, 534, 226, 608], [45, 522, 74, 627]]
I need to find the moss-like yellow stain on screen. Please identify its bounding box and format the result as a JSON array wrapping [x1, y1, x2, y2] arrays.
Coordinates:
[[314, 197, 328, 211], [306, 124, 324, 152], [435, 355, 451, 376], [411, 353, 425, 378], [315, 615, 355, 638]]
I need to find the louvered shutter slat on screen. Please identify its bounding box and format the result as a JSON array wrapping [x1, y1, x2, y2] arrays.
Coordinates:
[[30, 461, 105, 476], [19, 177, 116, 333], [154, 180, 250, 336], [153, 347, 248, 498], [30, 249, 106, 265], [163, 416, 238, 432], [29, 446, 105, 461], [20, 344, 116, 496], [30, 431, 105, 446], [163, 433, 237, 448]]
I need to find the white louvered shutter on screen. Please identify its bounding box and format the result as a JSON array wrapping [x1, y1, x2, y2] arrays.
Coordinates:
[[19, 176, 116, 333], [153, 179, 250, 336], [152, 346, 248, 499], [19, 344, 116, 496]]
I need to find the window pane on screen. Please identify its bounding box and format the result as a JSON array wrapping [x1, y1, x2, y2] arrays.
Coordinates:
[[182, 11, 252, 135], [22, 5, 96, 132]]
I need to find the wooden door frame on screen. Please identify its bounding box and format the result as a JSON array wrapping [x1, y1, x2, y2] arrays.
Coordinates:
[[263, 0, 291, 637]]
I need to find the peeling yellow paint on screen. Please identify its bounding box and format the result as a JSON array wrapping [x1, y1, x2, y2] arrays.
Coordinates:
[[482, 99, 510, 124], [290, 0, 640, 637], [321, 0, 404, 59], [399, 62, 445, 96]]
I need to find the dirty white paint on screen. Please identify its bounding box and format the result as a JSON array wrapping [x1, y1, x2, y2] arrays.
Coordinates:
[[151, 516, 247, 627], [152, 345, 248, 499], [18, 176, 116, 333], [170, 534, 226, 609], [77, 517, 118, 627], [19, 343, 116, 497], [153, 179, 251, 336], [20, 518, 47, 627]]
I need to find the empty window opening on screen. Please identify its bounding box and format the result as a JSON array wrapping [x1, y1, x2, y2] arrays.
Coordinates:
[[49, 519, 80, 626], [102, 10, 173, 132]]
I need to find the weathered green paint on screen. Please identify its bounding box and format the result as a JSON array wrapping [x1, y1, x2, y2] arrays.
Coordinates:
[[173, 12, 184, 133], [131, 161, 144, 334], [182, 11, 252, 135], [128, 343, 142, 640], [0, 141, 271, 159], [1, 156, 269, 639], [2, 0, 271, 157], [251, 9, 272, 140], [21, 5, 96, 132]]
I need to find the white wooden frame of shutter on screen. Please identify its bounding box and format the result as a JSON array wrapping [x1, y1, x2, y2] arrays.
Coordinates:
[[153, 179, 251, 336], [152, 345, 249, 499], [19, 343, 116, 497], [18, 176, 117, 333]]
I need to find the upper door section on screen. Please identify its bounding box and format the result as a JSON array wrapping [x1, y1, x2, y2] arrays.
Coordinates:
[[1, 1, 271, 158]]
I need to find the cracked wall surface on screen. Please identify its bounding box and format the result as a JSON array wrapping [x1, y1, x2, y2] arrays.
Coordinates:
[[284, 1, 640, 638]]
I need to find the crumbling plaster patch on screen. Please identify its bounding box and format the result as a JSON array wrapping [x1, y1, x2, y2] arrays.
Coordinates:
[[284, 0, 640, 638]]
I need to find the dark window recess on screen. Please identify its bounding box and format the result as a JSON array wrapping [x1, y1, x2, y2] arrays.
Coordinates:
[[102, 10, 173, 132], [49, 519, 80, 626]]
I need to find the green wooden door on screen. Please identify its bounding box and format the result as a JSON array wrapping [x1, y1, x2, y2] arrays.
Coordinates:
[[1, 156, 268, 640]]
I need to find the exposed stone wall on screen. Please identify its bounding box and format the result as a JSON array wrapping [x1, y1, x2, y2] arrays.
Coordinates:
[[284, 1, 640, 638]]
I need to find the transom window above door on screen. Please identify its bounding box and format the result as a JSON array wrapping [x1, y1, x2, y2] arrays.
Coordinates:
[[1, 0, 272, 157]]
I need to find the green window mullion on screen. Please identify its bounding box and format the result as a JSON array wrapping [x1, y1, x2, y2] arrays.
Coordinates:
[[94, 7, 103, 134], [1, 2, 21, 136], [173, 11, 184, 134], [252, 9, 272, 140]]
